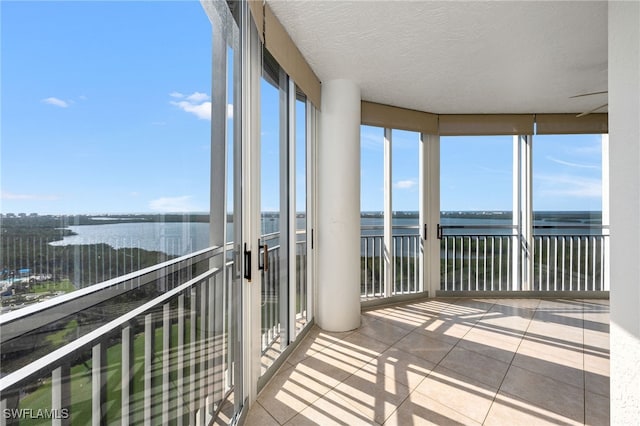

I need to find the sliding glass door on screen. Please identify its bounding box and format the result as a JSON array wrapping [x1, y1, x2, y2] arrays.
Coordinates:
[[259, 51, 289, 374], [257, 51, 313, 378], [294, 88, 309, 335]]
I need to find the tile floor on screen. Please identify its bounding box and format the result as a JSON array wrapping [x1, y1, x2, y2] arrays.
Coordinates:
[[245, 298, 609, 425]]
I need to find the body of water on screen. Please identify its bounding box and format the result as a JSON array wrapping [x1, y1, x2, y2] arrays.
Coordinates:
[[50, 222, 212, 256], [49, 212, 603, 255]]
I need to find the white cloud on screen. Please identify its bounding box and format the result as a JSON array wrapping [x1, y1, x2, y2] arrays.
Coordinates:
[[536, 174, 602, 198], [1, 191, 60, 201], [227, 103, 234, 119], [186, 92, 210, 103], [394, 179, 418, 190], [170, 100, 211, 120], [361, 130, 384, 151], [42, 97, 69, 108], [569, 140, 602, 156], [149, 196, 196, 212], [170, 91, 211, 120], [546, 156, 600, 169], [477, 165, 510, 175]]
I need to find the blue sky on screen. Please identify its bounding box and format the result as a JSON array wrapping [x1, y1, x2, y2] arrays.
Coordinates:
[[1, 1, 213, 214], [1, 1, 603, 215], [362, 128, 603, 212]]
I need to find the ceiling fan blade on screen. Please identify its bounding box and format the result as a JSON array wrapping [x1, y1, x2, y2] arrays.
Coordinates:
[[576, 103, 608, 118], [570, 91, 608, 99]]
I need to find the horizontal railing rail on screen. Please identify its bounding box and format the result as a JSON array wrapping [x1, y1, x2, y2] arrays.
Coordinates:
[[441, 233, 515, 291], [0, 248, 237, 425], [361, 223, 609, 294], [532, 234, 609, 291], [360, 225, 421, 298], [260, 243, 281, 354], [393, 234, 420, 295], [534, 225, 609, 229], [360, 224, 418, 231], [0, 267, 216, 392], [440, 225, 517, 230], [259, 234, 308, 355], [440, 224, 608, 291], [361, 236, 384, 298], [1, 246, 223, 345]]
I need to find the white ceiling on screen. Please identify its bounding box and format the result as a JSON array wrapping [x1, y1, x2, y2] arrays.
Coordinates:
[[268, 0, 608, 114]]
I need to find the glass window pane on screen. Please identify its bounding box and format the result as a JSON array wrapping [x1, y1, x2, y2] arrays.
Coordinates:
[[439, 135, 513, 291], [361, 125, 385, 221], [1, 0, 211, 294], [531, 134, 604, 291], [391, 129, 420, 294], [360, 125, 384, 297], [440, 136, 513, 223], [391, 129, 420, 227], [259, 50, 286, 375], [0, 2, 241, 423], [533, 134, 603, 223], [295, 90, 308, 333]]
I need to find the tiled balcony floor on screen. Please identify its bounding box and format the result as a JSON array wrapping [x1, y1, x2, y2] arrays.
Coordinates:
[[245, 298, 609, 425]]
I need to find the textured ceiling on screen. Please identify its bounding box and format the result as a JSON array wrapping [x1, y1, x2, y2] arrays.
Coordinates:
[[268, 0, 608, 114]]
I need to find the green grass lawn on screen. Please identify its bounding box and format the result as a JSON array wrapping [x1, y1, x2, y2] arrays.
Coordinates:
[[29, 280, 75, 294], [17, 318, 204, 425], [45, 320, 78, 347]]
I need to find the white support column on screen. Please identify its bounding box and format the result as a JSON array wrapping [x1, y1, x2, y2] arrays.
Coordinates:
[[609, 1, 640, 422], [601, 134, 610, 291], [512, 135, 521, 290], [288, 77, 297, 342], [419, 133, 427, 294], [51, 364, 71, 426], [429, 134, 441, 296], [384, 128, 394, 298], [246, 14, 262, 405], [512, 134, 533, 290], [306, 101, 316, 323], [92, 343, 107, 426], [278, 69, 289, 347], [209, 6, 227, 253], [522, 135, 533, 290], [420, 133, 441, 296], [317, 79, 361, 332]]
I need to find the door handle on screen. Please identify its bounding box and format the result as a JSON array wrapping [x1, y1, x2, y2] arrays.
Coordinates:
[[263, 244, 269, 271], [258, 240, 269, 271], [243, 243, 251, 280]]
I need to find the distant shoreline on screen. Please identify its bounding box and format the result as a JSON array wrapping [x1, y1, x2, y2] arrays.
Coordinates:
[[1, 210, 603, 226]]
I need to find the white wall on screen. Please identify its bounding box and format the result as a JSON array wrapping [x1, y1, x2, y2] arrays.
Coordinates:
[[316, 79, 362, 332], [609, 1, 640, 422]]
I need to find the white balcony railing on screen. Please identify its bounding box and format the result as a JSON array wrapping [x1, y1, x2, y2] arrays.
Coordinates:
[[0, 229, 310, 425], [360, 226, 421, 298], [440, 225, 515, 291], [531, 229, 609, 291], [0, 224, 607, 424], [259, 233, 308, 354], [0, 246, 239, 425], [361, 225, 609, 296]]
